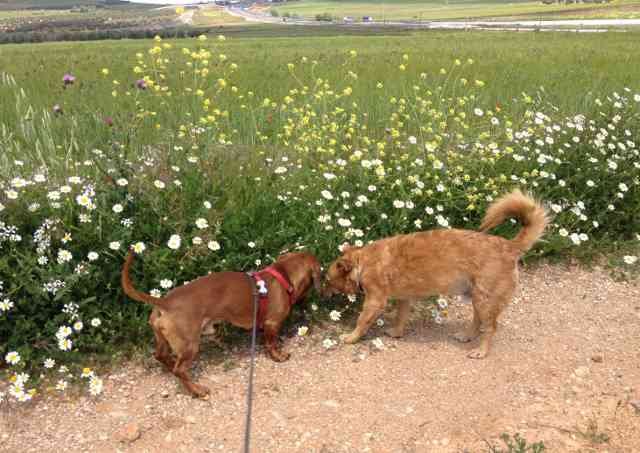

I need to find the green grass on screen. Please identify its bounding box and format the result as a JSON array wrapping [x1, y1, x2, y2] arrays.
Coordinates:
[[272, 0, 640, 21], [1, 30, 639, 119]]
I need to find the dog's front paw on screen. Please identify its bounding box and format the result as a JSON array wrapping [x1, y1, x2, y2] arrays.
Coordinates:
[[385, 327, 404, 338], [467, 349, 488, 359], [269, 350, 291, 362], [190, 383, 211, 398], [340, 333, 360, 344]]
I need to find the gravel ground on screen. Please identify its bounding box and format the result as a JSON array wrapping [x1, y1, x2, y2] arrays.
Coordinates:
[[2, 263, 639, 453]]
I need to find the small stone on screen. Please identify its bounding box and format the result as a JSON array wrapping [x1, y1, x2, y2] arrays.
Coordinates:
[[530, 403, 546, 413], [115, 422, 140, 443], [591, 354, 603, 363], [574, 366, 589, 378], [186, 416, 197, 424], [602, 397, 619, 416], [630, 400, 640, 414], [322, 400, 339, 408], [161, 390, 170, 398]]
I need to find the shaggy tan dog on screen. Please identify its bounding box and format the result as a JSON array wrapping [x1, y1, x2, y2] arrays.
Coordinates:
[[323, 190, 548, 358]]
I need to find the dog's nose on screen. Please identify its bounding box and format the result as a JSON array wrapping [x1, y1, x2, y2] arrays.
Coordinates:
[[320, 283, 335, 299]]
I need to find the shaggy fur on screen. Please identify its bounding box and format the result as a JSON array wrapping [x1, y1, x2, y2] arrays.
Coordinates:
[[323, 189, 549, 358], [122, 252, 322, 397]]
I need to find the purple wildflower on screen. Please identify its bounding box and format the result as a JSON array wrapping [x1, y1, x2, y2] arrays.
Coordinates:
[[103, 116, 114, 127], [62, 74, 76, 86], [135, 79, 147, 90]]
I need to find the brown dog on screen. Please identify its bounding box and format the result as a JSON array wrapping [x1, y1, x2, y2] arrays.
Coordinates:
[[122, 251, 322, 397], [323, 190, 548, 358]]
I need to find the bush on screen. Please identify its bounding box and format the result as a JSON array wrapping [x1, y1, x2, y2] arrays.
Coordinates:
[[315, 12, 333, 22], [0, 39, 639, 402]]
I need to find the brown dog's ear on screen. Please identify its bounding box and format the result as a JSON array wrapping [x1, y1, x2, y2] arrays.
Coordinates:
[[276, 251, 294, 261], [312, 262, 323, 294]]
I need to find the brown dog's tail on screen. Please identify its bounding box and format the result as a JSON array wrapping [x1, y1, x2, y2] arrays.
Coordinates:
[[121, 251, 169, 309], [479, 189, 549, 252]]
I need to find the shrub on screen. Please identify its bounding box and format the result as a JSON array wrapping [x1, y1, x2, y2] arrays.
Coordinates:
[[489, 433, 546, 453]]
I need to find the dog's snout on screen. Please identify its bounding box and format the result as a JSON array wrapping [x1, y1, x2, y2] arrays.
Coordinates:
[[319, 279, 335, 299]]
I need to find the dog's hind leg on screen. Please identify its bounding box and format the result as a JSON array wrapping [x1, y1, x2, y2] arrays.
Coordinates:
[[453, 302, 481, 344], [466, 278, 515, 359], [150, 310, 175, 371], [153, 329, 176, 371], [343, 294, 387, 344], [386, 299, 411, 338], [159, 319, 209, 398], [171, 340, 210, 398]]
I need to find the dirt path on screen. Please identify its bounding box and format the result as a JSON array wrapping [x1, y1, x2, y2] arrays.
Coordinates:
[[2, 264, 639, 453]]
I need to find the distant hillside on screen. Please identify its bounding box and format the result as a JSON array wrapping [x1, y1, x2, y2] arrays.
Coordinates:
[[0, 0, 133, 10]]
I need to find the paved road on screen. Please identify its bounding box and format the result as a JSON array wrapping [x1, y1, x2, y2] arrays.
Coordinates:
[[226, 6, 640, 32]]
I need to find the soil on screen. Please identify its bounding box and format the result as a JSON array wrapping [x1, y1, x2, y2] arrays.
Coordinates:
[[1, 263, 639, 453]]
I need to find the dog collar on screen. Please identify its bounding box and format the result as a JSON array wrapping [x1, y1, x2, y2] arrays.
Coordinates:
[[262, 267, 293, 292], [259, 266, 295, 303]]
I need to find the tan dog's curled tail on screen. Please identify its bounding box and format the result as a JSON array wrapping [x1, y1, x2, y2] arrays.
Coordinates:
[[479, 189, 549, 252], [122, 251, 170, 309]]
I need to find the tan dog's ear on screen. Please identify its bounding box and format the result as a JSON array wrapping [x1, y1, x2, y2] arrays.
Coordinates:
[[336, 258, 353, 274]]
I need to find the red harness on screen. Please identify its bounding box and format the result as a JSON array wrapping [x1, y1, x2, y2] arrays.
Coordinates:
[[251, 266, 295, 329]]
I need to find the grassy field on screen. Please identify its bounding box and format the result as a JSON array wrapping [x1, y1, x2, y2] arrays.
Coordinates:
[[272, 0, 640, 21], [1, 30, 639, 117], [0, 0, 101, 9], [0, 2, 177, 34], [0, 3, 246, 39]]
